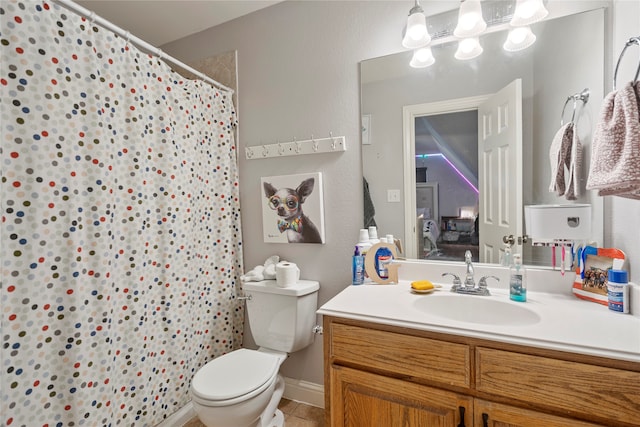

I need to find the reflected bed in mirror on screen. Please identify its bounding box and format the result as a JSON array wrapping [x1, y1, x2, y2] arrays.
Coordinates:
[[361, 3, 606, 267]]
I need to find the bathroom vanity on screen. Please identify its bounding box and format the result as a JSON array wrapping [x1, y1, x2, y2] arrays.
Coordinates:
[[318, 265, 640, 427]]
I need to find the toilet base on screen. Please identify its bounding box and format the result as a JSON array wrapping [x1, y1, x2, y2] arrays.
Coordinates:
[[264, 409, 284, 427], [259, 375, 285, 427]]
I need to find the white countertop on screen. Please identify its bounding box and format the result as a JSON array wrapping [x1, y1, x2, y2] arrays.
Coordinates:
[[318, 280, 640, 363]]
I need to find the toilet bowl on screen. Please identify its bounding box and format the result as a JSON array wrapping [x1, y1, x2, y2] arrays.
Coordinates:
[[191, 279, 320, 427], [191, 348, 287, 427]]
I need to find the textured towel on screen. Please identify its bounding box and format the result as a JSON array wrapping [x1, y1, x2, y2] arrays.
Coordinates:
[[586, 81, 640, 199], [564, 124, 583, 200], [363, 177, 377, 228], [549, 122, 576, 198]]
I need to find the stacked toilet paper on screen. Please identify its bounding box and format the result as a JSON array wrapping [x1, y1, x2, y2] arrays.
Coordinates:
[[275, 261, 300, 287]]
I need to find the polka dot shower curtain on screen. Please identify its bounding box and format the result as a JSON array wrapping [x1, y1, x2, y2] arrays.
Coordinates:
[[1, 1, 244, 425]]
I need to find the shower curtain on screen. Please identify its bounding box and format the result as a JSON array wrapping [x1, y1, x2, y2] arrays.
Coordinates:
[[0, 1, 244, 425]]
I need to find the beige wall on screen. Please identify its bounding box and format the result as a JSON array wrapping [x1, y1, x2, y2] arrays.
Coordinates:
[[163, 0, 640, 388]]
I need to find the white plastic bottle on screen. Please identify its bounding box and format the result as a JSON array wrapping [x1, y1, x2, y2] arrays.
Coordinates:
[[356, 229, 372, 257], [607, 269, 629, 313], [368, 226, 380, 245]]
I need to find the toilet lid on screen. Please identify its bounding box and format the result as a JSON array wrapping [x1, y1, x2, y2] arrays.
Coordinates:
[[191, 349, 281, 401]]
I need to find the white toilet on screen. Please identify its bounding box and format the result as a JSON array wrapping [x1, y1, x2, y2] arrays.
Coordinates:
[[190, 279, 320, 427]]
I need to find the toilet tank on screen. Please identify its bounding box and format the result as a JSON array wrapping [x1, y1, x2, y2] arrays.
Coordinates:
[[242, 280, 319, 353]]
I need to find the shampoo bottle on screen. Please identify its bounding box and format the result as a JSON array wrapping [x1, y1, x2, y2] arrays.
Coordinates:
[[509, 254, 527, 302], [352, 246, 365, 285]]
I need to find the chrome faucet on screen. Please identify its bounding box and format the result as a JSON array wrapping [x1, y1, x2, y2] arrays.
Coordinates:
[[463, 250, 475, 289], [441, 250, 499, 296]]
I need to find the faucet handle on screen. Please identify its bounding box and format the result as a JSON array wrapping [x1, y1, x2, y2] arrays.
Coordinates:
[[478, 275, 500, 289], [442, 272, 462, 286]]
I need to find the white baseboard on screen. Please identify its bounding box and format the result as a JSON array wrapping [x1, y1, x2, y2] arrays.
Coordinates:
[[156, 377, 324, 426], [283, 377, 324, 408]]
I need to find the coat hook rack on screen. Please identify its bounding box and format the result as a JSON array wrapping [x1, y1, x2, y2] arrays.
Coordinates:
[[245, 134, 346, 160]]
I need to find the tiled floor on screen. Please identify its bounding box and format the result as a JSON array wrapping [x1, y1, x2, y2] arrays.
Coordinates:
[[183, 398, 325, 427]]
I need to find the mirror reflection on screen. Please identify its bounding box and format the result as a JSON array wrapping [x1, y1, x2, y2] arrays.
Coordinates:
[[361, 5, 605, 266]]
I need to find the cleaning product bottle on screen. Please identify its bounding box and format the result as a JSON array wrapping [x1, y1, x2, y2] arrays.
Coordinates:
[[375, 236, 394, 280], [509, 254, 527, 302], [352, 246, 365, 285]]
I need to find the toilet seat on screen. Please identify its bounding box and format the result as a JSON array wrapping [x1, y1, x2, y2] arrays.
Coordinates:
[[191, 349, 281, 407]]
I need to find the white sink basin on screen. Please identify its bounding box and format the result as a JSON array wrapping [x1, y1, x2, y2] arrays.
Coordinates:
[[413, 294, 541, 326]]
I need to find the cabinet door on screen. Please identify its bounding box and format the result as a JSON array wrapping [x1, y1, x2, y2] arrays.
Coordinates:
[[475, 399, 604, 427], [330, 365, 472, 427]]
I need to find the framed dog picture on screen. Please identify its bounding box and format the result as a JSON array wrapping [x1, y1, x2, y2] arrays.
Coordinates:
[[261, 172, 326, 244]]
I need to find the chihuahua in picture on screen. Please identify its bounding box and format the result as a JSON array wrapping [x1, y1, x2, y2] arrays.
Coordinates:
[[263, 177, 322, 244]]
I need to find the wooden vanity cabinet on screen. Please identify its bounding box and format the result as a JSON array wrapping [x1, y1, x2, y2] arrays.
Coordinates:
[[324, 316, 640, 427]]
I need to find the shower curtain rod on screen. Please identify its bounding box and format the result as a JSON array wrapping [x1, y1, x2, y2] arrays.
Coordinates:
[[54, 0, 234, 94]]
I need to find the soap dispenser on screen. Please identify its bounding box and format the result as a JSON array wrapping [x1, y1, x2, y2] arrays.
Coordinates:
[[509, 254, 527, 302]]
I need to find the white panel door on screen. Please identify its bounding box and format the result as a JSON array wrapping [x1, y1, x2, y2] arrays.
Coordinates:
[[478, 79, 523, 263]]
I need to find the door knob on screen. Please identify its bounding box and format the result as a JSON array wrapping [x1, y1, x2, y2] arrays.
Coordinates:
[[502, 235, 515, 246]]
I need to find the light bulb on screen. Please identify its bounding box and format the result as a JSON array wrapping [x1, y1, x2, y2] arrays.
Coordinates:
[[510, 0, 548, 27], [455, 37, 483, 60], [504, 26, 537, 52], [453, 0, 487, 38], [402, 8, 431, 49], [410, 46, 435, 68]]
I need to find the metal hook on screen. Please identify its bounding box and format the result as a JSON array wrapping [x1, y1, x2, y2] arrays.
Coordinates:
[[245, 147, 254, 159], [311, 134, 319, 152], [277, 142, 284, 155], [613, 36, 640, 90], [262, 145, 268, 157], [330, 132, 337, 150]]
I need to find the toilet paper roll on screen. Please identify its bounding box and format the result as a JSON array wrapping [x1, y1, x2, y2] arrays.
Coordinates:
[[275, 262, 300, 287]]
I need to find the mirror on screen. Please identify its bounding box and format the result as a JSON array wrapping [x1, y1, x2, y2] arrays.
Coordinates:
[[361, 4, 605, 267]]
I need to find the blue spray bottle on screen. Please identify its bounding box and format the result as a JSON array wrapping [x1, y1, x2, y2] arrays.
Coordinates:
[[352, 246, 365, 285]]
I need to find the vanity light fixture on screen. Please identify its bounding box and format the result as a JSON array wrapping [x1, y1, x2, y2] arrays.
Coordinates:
[[402, 0, 431, 49], [510, 0, 549, 27], [410, 46, 436, 68], [453, 0, 487, 38], [503, 26, 537, 52], [404, 0, 547, 68]]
